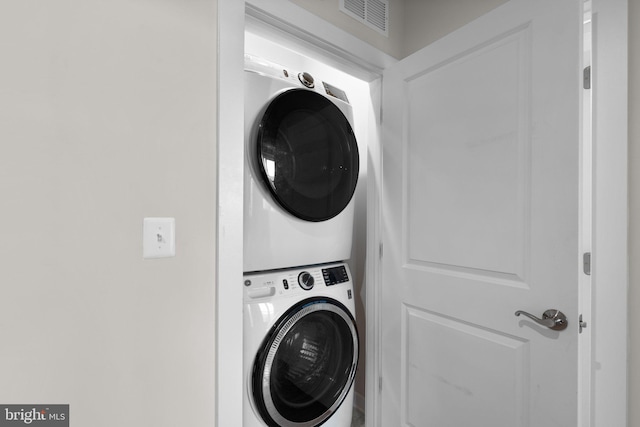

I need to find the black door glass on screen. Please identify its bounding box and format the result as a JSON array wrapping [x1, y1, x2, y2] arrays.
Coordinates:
[[257, 89, 359, 222], [252, 298, 358, 426], [269, 310, 353, 422]]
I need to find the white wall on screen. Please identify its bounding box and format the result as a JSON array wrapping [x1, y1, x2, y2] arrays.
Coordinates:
[[0, 1, 217, 426]]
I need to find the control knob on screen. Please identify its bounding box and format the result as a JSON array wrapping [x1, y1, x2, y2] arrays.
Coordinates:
[[298, 72, 315, 88], [298, 271, 315, 290]]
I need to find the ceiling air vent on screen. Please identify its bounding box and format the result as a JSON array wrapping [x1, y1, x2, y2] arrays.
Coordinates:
[[340, 0, 389, 37]]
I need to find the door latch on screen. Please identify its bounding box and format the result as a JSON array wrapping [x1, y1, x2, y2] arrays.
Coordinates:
[[579, 314, 588, 333]]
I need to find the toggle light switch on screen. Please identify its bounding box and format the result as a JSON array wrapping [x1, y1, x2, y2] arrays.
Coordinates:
[[143, 217, 176, 259]]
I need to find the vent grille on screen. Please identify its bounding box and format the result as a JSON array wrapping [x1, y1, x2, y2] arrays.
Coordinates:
[[340, 0, 388, 36], [344, 0, 365, 20]]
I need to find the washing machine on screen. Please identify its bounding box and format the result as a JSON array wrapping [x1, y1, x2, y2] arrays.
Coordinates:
[[243, 55, 360, 273], [243, 262, 359, 427]]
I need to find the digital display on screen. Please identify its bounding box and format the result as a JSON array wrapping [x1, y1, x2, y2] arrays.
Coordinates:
[[322, 266, 349, 286], [323, 82, 349, 104]]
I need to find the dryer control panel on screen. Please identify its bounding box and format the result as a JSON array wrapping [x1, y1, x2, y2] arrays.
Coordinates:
[[244, 54, 351, 105]]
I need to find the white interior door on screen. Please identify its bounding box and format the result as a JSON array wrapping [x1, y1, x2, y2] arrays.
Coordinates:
[[380, 0, 584, 426]]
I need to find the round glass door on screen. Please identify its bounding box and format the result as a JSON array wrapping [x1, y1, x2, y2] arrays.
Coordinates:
[[252, 298, 359, 427], [257, 89, 359, 222]]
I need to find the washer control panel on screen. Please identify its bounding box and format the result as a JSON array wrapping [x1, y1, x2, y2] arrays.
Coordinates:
[[243, 262, 351, 300]]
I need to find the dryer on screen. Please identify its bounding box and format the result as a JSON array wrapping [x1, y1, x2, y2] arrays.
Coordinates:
[[244, 55, 360, 273], [243, 262, 358, 427]]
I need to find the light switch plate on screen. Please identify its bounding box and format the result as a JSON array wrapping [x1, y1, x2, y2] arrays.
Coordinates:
[[143, 218, 176, 259]]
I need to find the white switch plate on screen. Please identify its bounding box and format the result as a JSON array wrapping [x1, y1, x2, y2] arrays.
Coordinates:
[[143, 218, 176, 259]]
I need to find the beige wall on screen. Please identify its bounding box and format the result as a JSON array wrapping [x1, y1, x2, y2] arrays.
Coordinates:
[[289, 0, 508, 59], [290, 0, 406, 59], [403, 0, 508, 57], [629, 1, 639, 426], [0, 1, 217, 426]]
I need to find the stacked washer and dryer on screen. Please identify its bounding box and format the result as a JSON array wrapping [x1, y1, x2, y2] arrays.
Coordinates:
[[243, 55, 360, 427]]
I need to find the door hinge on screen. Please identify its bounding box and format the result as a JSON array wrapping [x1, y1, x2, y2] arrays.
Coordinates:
[[579, 314, 588, 333], [583, 252, 591, 276], [584, 66, 591, 89]]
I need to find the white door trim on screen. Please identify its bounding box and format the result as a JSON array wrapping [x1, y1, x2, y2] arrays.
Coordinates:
[[216, 2, 245, 426], [590, 0, 629, 426], [217, 0, 628, 425]]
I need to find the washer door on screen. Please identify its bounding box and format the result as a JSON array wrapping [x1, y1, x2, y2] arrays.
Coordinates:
[[257, 89, 359, 222], [252, 297, 359, 427]]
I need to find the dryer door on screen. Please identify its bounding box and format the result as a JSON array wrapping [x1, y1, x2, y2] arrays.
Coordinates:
[[252, 297, 359, 427], [257, 89, 359, 222]]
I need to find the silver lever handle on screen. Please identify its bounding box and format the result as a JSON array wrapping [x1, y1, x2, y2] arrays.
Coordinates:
[[514, 309, 568, 331]]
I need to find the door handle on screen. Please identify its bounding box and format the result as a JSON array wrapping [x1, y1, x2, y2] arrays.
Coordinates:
[[514, 309, 568, 331]]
